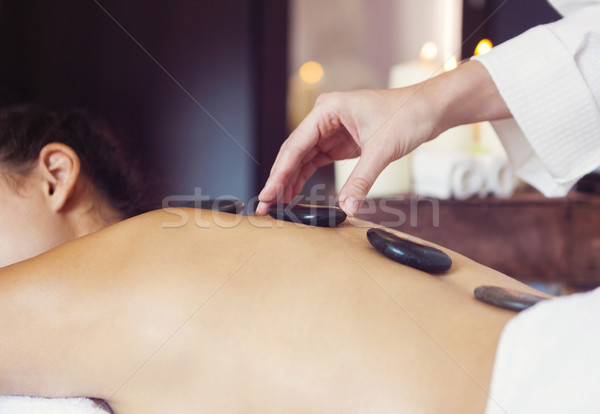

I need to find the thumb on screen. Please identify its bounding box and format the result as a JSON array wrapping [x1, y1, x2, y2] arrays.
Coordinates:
[[338, 152, 389, 217]]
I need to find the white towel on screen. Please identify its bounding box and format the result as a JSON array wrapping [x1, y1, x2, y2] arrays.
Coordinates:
[[412, 149, 486, 200], [0, 396, 111, 414], [477, 153, 517, 198], [412, 149, 517, 199]]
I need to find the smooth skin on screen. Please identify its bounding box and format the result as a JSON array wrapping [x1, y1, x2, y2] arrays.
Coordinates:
[[256, 60, 512, 217], [0, 207, 549, 414]]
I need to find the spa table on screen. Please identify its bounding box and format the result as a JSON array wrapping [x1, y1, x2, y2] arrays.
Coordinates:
[[355, 191, 600, 287]]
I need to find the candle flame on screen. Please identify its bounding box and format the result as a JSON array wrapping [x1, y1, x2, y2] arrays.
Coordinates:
[[443, 55, 458, 71], [474, 39, 493, 56], [299, 61, 324, 84], [420, 42, 438, 61]]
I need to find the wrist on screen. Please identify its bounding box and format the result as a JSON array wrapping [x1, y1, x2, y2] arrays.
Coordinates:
[[424, 60, 511, 137]]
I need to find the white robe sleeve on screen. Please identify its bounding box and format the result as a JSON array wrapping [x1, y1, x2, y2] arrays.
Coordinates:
[[484, 288, 600, 414], [471, 3, 600, 412], [472, 0, 600, 197]]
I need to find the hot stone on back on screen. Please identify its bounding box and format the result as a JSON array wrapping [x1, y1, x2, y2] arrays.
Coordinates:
[[268, 204, 347, 227], [474, 285, 548, 312], [367, 227, 452, 274]]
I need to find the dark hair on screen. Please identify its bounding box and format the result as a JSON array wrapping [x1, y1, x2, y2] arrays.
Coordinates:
[[0, 104, 152, 218]]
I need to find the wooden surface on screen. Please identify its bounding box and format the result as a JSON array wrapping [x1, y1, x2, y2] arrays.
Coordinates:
[[356, 191, 600, 285]]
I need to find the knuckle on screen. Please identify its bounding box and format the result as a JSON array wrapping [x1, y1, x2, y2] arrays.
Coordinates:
[[314, 92, 330, 106], [349, 176, 372, 195], [280, 138, 291, 151], [316, 111, 341, 133], [286, 142, 305, 158], [270, 165, 290, 181], [315, 91, 342, 107]]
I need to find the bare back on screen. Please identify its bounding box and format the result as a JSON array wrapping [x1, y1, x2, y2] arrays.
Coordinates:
[[0, 209, 542, 413]]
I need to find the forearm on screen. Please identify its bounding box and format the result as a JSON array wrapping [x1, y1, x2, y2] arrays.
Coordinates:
[[422, 60, 512, 139]]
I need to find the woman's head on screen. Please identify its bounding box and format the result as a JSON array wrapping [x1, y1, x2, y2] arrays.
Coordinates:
[[0, 104, 149, 266]]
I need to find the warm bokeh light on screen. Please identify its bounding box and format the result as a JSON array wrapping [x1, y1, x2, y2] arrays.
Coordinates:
[[299, 61, 324, 84], [420, 41, 438, 61], [443, 55, 458, 71], [474, 39, 493, 56]]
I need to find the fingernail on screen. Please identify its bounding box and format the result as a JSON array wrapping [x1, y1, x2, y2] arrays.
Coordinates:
[[343, 197, 359, 217]]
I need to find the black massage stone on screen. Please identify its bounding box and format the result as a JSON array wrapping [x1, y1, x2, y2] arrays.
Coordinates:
[[179, 199, 244, 214], [474, 285, 548, 312], [366, 228, 452, 274], [268, 203, 347, 227]]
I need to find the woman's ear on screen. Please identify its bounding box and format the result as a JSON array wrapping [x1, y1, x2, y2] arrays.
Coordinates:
[[38, 143, 81, 212]]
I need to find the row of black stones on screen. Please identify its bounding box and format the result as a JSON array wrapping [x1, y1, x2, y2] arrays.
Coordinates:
[[202, 202, 547, 312], [267, 203, 452, 274]]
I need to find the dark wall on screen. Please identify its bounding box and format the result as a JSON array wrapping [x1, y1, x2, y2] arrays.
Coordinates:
[[462, 0, 561, 58], [0, 0, 288, 207]]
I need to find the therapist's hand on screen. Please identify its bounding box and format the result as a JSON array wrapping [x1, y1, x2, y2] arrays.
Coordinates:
[[256, 60, 510, 217], [256, 86, 438, 217]]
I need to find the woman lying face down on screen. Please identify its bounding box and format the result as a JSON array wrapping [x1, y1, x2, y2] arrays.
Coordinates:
[[0, 105, 544, 414], [0, 105, 148, 268]]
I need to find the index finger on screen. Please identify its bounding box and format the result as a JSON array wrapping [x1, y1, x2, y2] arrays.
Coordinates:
[[258, 109, 324, 202]]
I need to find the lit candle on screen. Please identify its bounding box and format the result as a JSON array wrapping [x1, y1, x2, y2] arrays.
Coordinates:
[[471, 39, 504, 155], [388, 41, 440, 88], [288, 61, 324, 130]]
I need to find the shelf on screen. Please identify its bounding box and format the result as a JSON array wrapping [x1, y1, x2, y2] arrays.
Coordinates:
[[355, 191, 600, 285]]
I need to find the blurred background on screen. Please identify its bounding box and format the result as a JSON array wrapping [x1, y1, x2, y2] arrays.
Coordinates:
[[4, 0, 598, 290], [0, 0, 288, 206], [0, 0, 559, 204]]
